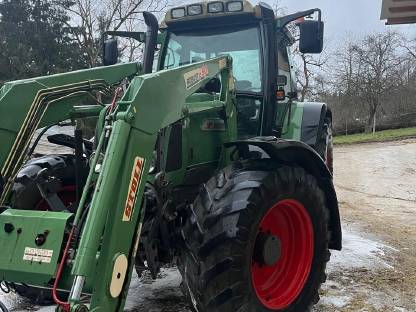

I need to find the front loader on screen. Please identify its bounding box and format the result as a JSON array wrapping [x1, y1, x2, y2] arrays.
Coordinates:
[[0, 1, 341, 311]]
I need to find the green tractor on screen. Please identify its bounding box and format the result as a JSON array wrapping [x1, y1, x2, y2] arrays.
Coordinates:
[[0, 1, 341, 311]]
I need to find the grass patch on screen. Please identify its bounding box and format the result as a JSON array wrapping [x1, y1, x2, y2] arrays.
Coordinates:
[[334, 127, 416, 145]]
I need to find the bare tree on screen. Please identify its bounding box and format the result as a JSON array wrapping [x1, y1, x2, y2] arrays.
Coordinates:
[[272, 0, 286, 17], [402, 37, 416, 60], [349, 32, 402, 133], [296, 52, 326, 101], [61, 0, 169, 67]]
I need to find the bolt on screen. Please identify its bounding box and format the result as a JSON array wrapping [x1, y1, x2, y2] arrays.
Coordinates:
[[127, 112, 135, 122], [182, 106, 189, 116]]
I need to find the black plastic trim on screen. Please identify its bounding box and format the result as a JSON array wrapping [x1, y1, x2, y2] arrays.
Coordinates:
[[301, 103, 328, 146], [165, 123, 183, 172]]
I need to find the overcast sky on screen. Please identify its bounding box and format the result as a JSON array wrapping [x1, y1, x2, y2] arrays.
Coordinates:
[[258, 0, 415, 44]]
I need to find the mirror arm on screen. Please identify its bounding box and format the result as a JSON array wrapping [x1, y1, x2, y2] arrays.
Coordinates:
[[104, 31, 145, 42], [276, 8, 322, 29]]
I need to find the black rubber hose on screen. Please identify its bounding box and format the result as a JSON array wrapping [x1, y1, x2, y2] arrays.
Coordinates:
[[26, 122, 57, 158]]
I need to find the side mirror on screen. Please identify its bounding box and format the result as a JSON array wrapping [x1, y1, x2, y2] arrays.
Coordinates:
[[103, 39, 118, 66], [298, 20, 324, 54]]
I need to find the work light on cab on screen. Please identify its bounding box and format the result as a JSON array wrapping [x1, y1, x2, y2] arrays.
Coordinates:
[[171, 7, 186, 19], [227, 1, 243, 12], [208, 2, 224, 13], [188, 4, 203, 16]]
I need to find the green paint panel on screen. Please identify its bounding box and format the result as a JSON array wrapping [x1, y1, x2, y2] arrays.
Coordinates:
[[0, 209, 72, 285], [281, 101, 304, 141]]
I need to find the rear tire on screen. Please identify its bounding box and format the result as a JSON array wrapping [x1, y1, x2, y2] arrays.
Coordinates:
[[179, 160, 330, 312], [10, 154, 76, 211]]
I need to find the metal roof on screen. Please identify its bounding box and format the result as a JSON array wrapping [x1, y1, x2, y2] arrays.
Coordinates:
[[381, 0, 416, 24]]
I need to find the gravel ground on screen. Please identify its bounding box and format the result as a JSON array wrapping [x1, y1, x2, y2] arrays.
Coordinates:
[[1, 139, 415, 311]]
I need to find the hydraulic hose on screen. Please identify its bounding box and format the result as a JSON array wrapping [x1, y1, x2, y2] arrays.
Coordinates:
[[52, 86, 118, 310], [52, 111, 109, 311], [52, 225, 76, 312]]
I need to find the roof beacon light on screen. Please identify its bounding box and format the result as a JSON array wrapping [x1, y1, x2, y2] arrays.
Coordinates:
[[188, 4, 203, 16], [171, 7, 186, 19], [208, 2, 224, 13], [227, 1, 243, 12]]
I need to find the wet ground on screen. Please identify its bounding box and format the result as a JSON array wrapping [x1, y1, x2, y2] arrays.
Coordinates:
[[1, 139, 415, 311]]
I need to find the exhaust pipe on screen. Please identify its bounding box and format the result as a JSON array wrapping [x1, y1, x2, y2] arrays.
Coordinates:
[[143, 12, 159, 74]]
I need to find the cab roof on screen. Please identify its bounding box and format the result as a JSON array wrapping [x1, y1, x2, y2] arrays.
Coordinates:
[[161, 0, 263, 28]]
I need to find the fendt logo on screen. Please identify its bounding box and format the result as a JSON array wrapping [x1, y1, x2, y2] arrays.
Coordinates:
[[123, 156, 145, 222], [184, 65, 209, 89]]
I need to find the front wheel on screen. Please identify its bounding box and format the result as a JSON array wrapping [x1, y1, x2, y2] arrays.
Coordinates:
[[179, 160, 330, 312]]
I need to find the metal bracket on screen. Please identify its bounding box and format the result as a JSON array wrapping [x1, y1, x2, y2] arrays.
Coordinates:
[[35, 168, 66, 211]]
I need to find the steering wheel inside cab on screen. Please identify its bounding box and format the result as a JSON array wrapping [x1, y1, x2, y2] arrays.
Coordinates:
[[197, 78, 255, 95], [197, 77, 222, 94]]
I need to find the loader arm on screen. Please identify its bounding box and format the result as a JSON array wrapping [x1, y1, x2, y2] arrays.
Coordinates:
[[0, 56, 234, 312], [70, 56, 233, 311], [0, 62, 141, 203]]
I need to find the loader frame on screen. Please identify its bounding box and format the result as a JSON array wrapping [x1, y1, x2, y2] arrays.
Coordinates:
[[0, 57, 235, 311]]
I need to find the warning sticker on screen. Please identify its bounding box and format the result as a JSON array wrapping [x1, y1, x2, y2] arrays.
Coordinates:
[[184, 65, 209, 89], [23, 247, 53, 263], [123, 156, 145, 222]]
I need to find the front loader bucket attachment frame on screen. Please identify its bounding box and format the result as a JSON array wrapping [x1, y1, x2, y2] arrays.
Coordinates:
[[0, 56, 235, 312]]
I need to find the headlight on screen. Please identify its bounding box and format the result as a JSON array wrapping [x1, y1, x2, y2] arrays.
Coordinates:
[[227, 1, 243, 12], [171, 7, 186, 19], [187, 4, 203, 16], [208, 2, 224, 13]]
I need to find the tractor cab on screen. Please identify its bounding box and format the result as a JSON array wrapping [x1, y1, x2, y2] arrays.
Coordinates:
[[157, 1, 324, 139]]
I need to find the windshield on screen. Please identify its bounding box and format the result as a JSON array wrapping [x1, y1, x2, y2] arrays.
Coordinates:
[[162, 26, 262, 93]]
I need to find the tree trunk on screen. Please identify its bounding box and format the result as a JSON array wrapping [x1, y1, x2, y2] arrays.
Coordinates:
[[366, 108, 377, 133]]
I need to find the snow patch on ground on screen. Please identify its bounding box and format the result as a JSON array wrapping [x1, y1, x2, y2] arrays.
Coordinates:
[[329, 225, 397, 272], [124, 267, 188, 312], [318, 294, 351, 309]]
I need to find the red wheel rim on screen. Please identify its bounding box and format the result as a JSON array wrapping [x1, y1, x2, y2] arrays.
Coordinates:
[[251, 199, 314, 310]]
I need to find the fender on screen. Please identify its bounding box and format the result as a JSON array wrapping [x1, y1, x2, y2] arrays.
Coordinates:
[[225, 136, 342, 251], [301, 102, 331, 147]]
